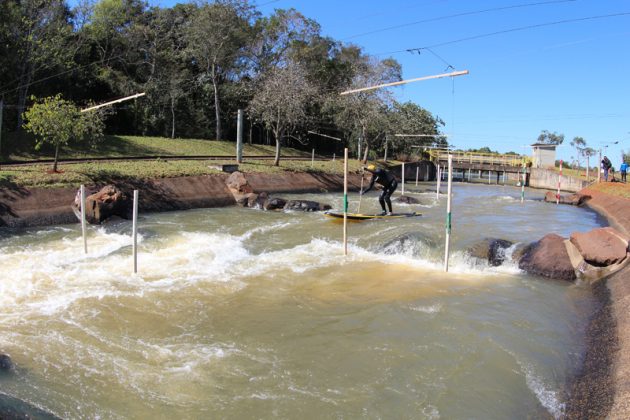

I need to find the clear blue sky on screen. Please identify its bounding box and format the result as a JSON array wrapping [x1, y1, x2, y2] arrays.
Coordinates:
[[87, 0, 630, 167]]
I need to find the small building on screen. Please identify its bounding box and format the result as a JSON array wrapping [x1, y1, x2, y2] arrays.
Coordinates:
[[531, 143, 557, 169]]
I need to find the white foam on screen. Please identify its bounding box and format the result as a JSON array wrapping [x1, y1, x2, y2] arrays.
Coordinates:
[[518, 360, 565, 419], [409, 304, 442, 314]]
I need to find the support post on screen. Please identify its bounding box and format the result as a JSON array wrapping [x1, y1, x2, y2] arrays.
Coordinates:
[[343, 148, 348, 256], [444, 155, 453, 272], [236, 109, 243, 163], [436, 165, 441, 199], [598, 149, 602, 183], [333, 153, 335, 161], [132, 190, 139, 273], [488, 170, 491, 184], [556, 160, 562, 204], [415, 166, 419, 186], [468, 168, 471, 182], [311, 148, 315, 168], [80, 185, 87, 254], [586, 155, 590, 181]]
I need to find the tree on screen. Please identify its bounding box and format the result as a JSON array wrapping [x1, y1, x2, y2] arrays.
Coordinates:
[[582, 147, 597, 177], [570, 136, 586, 168], [186, 0, 254, 141], [22, 95, 106, 172], [248, 62, 318, 166], [537, 130, 564, 145], [386, 101, 445, 157]]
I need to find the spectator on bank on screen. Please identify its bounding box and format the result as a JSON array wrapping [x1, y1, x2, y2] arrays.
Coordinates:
[[621, 161, 628, 183], [602, 156, 612, 181]]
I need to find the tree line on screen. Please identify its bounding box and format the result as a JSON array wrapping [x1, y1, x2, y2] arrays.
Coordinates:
[[0, 0, 446, 165]]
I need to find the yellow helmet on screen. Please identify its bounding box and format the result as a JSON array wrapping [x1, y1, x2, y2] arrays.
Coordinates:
[[366, 164, 377, 171]]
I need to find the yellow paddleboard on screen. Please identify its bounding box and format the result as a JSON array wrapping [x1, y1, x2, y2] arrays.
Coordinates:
[[324, 211, 422, 221]]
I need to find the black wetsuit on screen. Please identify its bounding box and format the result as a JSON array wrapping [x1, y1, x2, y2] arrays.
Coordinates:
[[363, 168, 398, 213]]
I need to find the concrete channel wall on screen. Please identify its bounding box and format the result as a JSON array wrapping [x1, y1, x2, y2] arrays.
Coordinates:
[[528, 168, 590, 192]]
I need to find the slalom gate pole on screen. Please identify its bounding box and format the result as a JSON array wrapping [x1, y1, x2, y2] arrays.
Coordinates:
[[311, 148, 315, 168], [436, 165, 441, 199], [401, 162, 405, 195], [556, 160, 562, 204], [444, 155, 453, 272], [80, 185, 87, 254], [343, 148, 348, 256], [415, 166, 419, 186], [132, 190, 139, 273]]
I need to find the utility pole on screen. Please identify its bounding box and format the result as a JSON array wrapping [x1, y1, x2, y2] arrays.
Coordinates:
[[236, 109, 243, 163], [598, 148, 601, 183]]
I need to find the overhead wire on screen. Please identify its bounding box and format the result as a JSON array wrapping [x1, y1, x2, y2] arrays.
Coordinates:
[[342, 0, 578, 41], [376, 11, 630, 56]]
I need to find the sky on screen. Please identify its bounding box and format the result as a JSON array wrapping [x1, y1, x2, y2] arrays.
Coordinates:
[[78, 0, 630, 167]]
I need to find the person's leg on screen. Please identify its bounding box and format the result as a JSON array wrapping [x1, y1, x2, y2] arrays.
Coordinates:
[[384, 181, 397, 213], [378, 191, 387, 214]]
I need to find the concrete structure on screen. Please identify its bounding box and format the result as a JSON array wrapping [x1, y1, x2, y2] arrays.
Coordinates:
[[531, 143, 557, 169]]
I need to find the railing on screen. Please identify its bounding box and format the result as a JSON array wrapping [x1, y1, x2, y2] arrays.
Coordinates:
[[430, 151, 526, 167]]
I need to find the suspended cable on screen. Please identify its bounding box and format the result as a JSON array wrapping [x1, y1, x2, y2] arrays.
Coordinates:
[[377, 11, 630, 56], [342, 0, 578, 41]]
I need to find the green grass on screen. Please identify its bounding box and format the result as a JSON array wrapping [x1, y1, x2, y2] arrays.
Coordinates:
[[0, 158, 366, 189], [7, 135, 311, 161]]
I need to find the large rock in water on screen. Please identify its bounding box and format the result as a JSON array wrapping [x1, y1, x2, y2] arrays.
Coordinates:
[[467, 238, 514, 266], [395, 195, 420, 204], [264, 197, 287, 211], [283, 200, 331, 212], [518, 233, 576, 281], [0, 353, 13, 372], [570, 227, 629, 267], [74, 185, 131, 224], [544, 191, 590, 206], [226, 171, 254, 206]]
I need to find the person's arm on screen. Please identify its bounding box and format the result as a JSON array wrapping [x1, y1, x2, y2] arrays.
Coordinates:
[[362, 174, 376, 194]]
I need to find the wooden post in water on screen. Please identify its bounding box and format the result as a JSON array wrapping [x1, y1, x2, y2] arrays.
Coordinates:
[[444, 155, 453, 272], [556, 160, 563, 204], [343, 148, 348, 256], [80, 185, 87, 254], [132, 190, 139, 273]]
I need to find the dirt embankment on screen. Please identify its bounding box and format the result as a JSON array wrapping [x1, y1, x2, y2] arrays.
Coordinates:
[[0, 172, 362, 228], [565, 187, 630, 419]]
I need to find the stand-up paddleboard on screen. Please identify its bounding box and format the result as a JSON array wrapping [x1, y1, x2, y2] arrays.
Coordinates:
[[324, 211, 421, 221]]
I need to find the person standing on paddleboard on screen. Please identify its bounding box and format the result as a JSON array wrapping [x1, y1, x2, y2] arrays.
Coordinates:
[[361, 164, 398, 215]]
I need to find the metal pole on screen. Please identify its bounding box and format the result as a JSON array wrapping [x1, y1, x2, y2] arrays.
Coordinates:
[[598, 149, 602, 183], [521, 162, 526, 203], [415, 166, 419, 186], [333, 153, 335, 162], [132, 190, 139, 273], [80, 185, 87, 254], [488, 170, 491, 184], [468, 168, 471, 183], [311, 148, 315, 168], [444, 155, 453, 272], [401, 162, 405, 195], [236, 109, 243, 163], [436, 165, 441, 199], [384, 135, 388, 162], [586, 155, 590, 181], [556, 160, 562, 204], [343, 148, 348, 256], [357, 170, 364, 213]]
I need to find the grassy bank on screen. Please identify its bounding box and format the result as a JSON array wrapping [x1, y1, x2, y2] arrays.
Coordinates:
[[6, 135, 311, 161], [587, 181, 630, 199], [0, 158, 365, 189]]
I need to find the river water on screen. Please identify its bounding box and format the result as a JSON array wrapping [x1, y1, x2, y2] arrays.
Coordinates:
[[0, 184, 604, 419]]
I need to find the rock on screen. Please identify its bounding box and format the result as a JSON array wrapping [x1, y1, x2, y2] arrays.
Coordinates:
[[467, 238, 514, 266], [283, 200, 331, 212], [225, 171, 253, 194], [0, 392, 62, 419], [395, 195, 420, 204], [518, 233, 576, 281], [0, 354, 13, 372], [544, 191, 591, 206], [380, 232, 436, 258], [570, 227, 629, 267], [264, 197, 287, 211], [510, 243, 529, 263], [76, 185, 131, 224], [235, 192, 257, 207], [247, 192, 267, 208]]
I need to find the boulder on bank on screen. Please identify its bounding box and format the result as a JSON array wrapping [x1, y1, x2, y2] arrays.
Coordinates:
[[570, 227, 629, 267], [518, 233, 576, 281], [73, 185, 131, 224], [226, 171, 254, 206], [467, 238, 514, 266], [395, 195, 420, 204], [544, 191, 591, 206], [0, 354, 13, 373], [283, 200, 331, 212]]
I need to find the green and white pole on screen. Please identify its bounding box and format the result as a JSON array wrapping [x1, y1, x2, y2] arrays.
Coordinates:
[[80, 185, 87, 254], [401, 162, 405, 195], [343, 148, 348, 256], [132, 190, 139, 273], [444, 155, 453, 272]]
